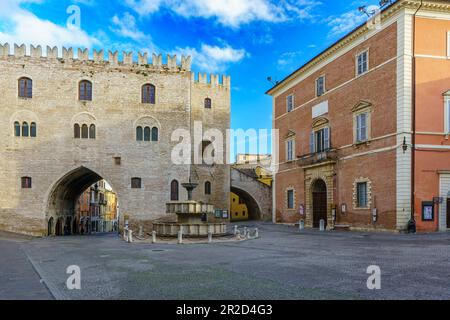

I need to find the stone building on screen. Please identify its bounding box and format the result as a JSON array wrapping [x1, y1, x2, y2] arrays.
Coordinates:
[[267, 0, 450, 232], [0, 44, 231, 236]]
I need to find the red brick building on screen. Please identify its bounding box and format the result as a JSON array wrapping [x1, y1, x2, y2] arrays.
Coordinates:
[[267, 0, 450, 232]]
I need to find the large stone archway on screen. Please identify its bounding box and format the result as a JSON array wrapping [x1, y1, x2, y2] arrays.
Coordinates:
[[45, 166, 119, 236], [231, 168, 272, 221]]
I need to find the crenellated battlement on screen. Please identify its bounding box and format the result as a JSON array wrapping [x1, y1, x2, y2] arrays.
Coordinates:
[[192, 73, 231, 88], [0, 43, 192, 72], [0, 43, 230, 88]]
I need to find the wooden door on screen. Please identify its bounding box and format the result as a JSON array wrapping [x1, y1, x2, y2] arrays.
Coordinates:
[[313, 191, 327, 229]]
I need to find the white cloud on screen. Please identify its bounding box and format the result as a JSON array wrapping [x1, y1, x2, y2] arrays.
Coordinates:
[[0, 0, 100, 53], [125, 0, 321, 28], [326, 4, 379, 38], [277, 51, 302, 69], [111, 12, 147, 41], [175, 43, 247, 72]]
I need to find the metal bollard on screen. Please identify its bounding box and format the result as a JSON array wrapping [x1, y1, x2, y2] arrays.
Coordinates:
[[255, 228, 259, 238], [234, 225, 238, 236], [299, 220, 305, 231], [178, 228, 183, 244], [319, 219, 325, 232], [243, 227, 248, 237], [128, 230, 133, 243], [152, 231, 157, 244], [139, 226, 143, 238]]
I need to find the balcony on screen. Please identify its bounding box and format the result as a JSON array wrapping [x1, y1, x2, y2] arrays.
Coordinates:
[[296, 149, 338, 167]]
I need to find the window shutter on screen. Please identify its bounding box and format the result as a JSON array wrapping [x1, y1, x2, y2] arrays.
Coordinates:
[[324, 127, 330, 150], [310, 131, 315, 154], [360, 114, 367, 141]]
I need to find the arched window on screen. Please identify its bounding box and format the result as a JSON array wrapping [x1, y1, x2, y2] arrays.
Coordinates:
[[89, 124, 96, 139], [136, 126, 143, 141], [22, 122, 29, 137], [131, 177, 142, 189], [74, 124, 80, 139], [205, 181, 211, 195], [204, 98, 212, 109], [171, 180, 179, 201], [81, 124, 88, 139], [151, 127, 159, 142], [30, 122, 37, 137], [79, 80, 92, 101], [18, 77, 32, 98], [144, 127, 151, 141], [142, 84, 156, 104], [14, 122, 20, 137], [21, 177, 32, 189]]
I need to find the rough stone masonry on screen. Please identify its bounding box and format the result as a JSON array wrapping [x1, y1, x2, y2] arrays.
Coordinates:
[[0, 44, 231, 236]]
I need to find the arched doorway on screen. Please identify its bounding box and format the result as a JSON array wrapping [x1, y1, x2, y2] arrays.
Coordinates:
[[46, 166, 120, 237], [312, 179, 327, 229], [47, 217, 54, 236]]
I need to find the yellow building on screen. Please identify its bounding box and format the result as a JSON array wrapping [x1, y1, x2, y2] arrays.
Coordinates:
[[230, 192, 249, 221], [255, 166, 273, 187]]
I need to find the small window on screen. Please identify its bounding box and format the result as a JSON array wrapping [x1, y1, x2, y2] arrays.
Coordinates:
[[286, 139, 295, 161], [357, 51, 369, 76], [287, 190, 294, 209], [89, 124, 96, 139], [30, 122, 37, 137], [205, 181, 211, 195], [356, 182, 368, 208], [79, 80, 92, 101], [136, 126, 143, 141], [14, 122, 20, 137], [287, 95, 294, 113], [144, 127, 151, 142], [22, 122, 29, 137], [171, 180, 179, 201], [74, 124, 80, 139], [316, 76, 325, 97], [142, 84, 156, 104], [151, 127, 159, 142], [18, 77, 32, 98], [204, 98, 212, 109], [81, 124, 88, 139], [21, 177, 32, 189], [356, 113, 368, 142], [131, 178, 142, 189]]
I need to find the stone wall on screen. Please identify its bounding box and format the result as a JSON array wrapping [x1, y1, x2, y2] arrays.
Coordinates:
[[0, 44, 231, 236]]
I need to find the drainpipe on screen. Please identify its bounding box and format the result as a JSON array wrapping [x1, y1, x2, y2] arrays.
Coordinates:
[[410, 0, 423, 229]]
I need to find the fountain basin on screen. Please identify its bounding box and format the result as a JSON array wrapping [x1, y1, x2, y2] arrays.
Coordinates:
[[153, 223, 227, 237]]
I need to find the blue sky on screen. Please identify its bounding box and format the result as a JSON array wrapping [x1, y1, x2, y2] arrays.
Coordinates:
[[0, 0, 379, 160]]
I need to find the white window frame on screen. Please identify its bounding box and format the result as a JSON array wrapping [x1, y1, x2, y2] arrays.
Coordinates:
[[445, 95, 450, 134], [286, 94, 294, 113], [286, 138, 295, 162], [356, 50, 369, 76], [447, 31, 450, 57], [355, 112, 369, 143], [316, 75, 326, 97]]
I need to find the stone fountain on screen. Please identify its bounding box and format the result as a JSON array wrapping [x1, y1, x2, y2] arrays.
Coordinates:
[[153, 180, 227, 237]]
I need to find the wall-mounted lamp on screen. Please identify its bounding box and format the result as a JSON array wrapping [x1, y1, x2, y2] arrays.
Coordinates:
[[402, 137, 408, 153]]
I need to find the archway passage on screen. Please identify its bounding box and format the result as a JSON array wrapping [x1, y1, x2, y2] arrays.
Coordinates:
[[312, 179, 327, 229], [230, 187, 261, 221], [46, 167, 119, 237]]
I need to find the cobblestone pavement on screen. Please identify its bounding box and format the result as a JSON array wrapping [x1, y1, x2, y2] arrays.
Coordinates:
[[2, 223, 450, 300], [0, 232, 53, 300]]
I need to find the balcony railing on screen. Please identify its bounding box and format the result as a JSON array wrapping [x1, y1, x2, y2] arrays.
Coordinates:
[[296, 149, 338, 167]]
